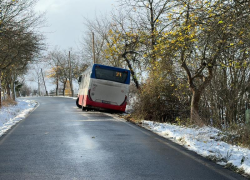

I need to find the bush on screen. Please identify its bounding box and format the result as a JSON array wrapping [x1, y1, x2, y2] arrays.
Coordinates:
[[132, 72, 190, 123]]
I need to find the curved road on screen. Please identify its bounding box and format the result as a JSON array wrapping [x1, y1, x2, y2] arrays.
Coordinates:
[[0, 97, 246, 180]]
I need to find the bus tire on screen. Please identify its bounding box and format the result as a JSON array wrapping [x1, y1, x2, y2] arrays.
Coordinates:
[[82, 106, 87, 111], [76, 98, 82, 108]]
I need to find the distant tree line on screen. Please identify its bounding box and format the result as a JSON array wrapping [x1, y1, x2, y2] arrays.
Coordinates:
[[0, 0, 44, 106], [81, 0, 250, 133], [45, 47, 89, 96]]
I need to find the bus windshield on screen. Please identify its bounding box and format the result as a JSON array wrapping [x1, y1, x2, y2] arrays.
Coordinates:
[[95, 67, 128, 83]]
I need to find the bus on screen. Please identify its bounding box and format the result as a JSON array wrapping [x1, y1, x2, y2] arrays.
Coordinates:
[[76, 64, 130, 112]]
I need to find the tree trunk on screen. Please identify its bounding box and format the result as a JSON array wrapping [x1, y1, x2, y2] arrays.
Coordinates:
[[62, 80, 67, 96], [149, 1, 156, 62], [0, 69, 2, 107], [122, 53, 140, 89], [190, 90, 203, 125], [7, 83, 11, 98], [11, 75, 16, 101], [56, 76, 59, 96], [68, 51, 74, 97]]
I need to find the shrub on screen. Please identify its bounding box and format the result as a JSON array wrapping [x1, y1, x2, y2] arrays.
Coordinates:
[[132, 71, 190, 123]]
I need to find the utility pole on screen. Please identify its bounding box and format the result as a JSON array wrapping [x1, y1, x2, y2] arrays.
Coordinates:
[[41, 68, 48, 96], [69, 51, 74, 97], [56, 61, 59, 96], [92, 32, 96, 64], [38, 77, 40, 96]]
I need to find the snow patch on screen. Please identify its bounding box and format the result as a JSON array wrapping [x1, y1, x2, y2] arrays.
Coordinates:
[[0, 99, 37, 137], [143, 120, 250, 175]]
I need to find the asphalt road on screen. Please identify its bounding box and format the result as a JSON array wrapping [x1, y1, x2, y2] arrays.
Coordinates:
[[0, 97, 247, 180]]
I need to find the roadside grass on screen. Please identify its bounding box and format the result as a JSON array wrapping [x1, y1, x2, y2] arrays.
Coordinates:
[[220, 126, 250, 149], [207, 154, 249, 178], [125, 111, 250, 149], [1, 98, 17, 108], [121, 113, 142, 124]]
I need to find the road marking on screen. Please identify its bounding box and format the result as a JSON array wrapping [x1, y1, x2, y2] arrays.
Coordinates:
[[123, 121, 153, 136], [102, 113, 126, 122], [153, 137, 239, 180], [99, 112, 240, 180], [71, 119, 118, 122]]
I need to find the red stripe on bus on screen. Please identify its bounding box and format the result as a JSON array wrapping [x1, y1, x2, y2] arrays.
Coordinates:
[[79, 94, 127, 112], [79, 94, 84, 106], [85, 95, 126, 112]]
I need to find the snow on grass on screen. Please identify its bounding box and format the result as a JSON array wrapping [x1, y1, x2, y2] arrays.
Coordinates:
[[57, 96, 77, 100], [143, 120, 250, 175], [0, 99, 37, 137], [125, 95, 137, 113], [44, 96, 77, 100]]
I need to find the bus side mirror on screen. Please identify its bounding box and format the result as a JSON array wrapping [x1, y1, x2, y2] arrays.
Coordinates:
[[78, 76, 82, 83]]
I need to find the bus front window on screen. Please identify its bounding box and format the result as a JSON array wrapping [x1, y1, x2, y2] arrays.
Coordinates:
[[95, 67, 128, 83]]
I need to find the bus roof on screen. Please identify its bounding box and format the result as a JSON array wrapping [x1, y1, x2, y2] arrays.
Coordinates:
[[92, 64, 130, 72]]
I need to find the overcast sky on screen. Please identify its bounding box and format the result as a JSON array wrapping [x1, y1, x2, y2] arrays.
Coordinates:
[[35, 0, 117, 51], [27, 0, 118, 93]]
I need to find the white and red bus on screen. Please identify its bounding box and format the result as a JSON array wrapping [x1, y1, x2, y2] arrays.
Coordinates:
[[76, 64, 130, 112]]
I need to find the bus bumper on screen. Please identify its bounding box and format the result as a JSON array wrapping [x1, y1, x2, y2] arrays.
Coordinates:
[[84, 95, 126, 112]]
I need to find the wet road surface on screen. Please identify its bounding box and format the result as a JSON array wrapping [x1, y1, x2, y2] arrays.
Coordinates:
[[0, 97, 246, 180]]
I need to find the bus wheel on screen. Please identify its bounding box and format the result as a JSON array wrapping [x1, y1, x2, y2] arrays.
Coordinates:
[[82, 106, 87, 111], [76, 98, 82, 108]]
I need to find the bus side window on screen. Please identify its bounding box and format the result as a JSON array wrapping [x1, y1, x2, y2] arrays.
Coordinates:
[[83, 75, 87, 88], [85, 74, 89, 87], [80, 75, 85, 89], [78, 76, 82, 83]]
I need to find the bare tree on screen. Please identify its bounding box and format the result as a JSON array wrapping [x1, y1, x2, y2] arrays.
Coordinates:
[[0, 0, 45, 105], [47, 48, 88, 96]]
